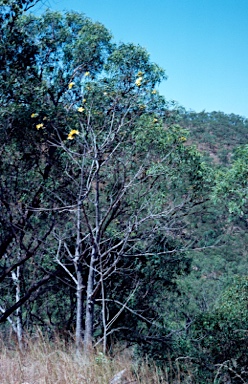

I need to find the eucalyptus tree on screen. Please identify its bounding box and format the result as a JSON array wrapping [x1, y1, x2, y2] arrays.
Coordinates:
[[48, 43, 211, 353], [0, 4, 211, 357]]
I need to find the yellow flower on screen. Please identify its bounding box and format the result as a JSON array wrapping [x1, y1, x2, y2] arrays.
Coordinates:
[[31, 113, 38, 118], [82, 98, 86, 103], [179, 136, 187, 142], [137, 71, 143, 77], [36, 123, 44, 130], [135, 77, 143, 87], [153, 118, 158, 123], [151, 89, 157, 94], [84, 71, 90, 76], [67, 129, 79, 140], [68, 82, 75, 89], [77, 107, 84, 112]]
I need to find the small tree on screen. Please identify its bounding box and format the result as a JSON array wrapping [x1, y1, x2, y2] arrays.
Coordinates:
[[49, 41, 210, 354]]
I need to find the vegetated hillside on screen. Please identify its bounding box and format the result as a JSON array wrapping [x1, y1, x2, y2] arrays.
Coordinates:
[[180, 110, 248, 164], [178, 108, 248, 301], [165, 108, 248, 383]]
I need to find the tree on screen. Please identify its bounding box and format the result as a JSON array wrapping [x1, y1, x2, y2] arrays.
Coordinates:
[[0, 4, 212, 359], [49, 40, 211, 354], [0, 6, 112, 336]]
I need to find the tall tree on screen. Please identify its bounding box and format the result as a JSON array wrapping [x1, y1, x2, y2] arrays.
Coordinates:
[[49, 43, 211, 353], [0, 5, 211, 358], [0, 7, 112, 330]]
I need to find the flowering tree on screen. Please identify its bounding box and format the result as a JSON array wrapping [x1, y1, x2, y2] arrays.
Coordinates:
[[48, 42, 210, 354], [0, 5, 210, 355]]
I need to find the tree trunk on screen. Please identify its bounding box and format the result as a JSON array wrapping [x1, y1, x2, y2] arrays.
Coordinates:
[[11, 265, 23, 351], [100, 257, 107, 354], [84, 158, 100, 355], [84, 250, 96, 355], [75, 267, 84, 353]]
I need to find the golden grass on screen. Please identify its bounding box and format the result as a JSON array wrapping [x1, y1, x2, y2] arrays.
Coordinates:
[[0, 334, 167, 384]]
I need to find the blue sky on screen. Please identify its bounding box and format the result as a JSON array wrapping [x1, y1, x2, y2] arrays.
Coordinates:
[[37, 0, 248, 117]]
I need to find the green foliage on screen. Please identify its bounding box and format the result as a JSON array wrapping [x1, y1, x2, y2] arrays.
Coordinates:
[[213, 145, 248, 216], [187, 276, 248, 383], [218, 275, 248, 321]]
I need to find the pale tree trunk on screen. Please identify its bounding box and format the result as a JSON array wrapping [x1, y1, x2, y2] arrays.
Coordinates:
[[75, 267, 84, 353], [75, 197, 84, 354], [54, 160, 89, 355], [100, 259, 107, 354], [55, 238, 85, 355], [56, 197, 85, 355], [11, 264, 23, 351], [84, 159, 100, 355], [84, 249, 96, 354]]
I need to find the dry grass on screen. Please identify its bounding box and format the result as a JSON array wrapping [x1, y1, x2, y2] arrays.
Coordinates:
[[0, 333, 168, 384]]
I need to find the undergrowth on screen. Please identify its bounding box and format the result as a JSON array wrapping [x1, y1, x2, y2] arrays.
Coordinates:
[[0, 333, 171, 384]]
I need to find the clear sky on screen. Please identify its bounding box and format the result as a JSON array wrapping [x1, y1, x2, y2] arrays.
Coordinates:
[[37, 0, 248, 117]]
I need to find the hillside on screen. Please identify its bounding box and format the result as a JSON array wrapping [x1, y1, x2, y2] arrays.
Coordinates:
[[181, 110, 248, 164]]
